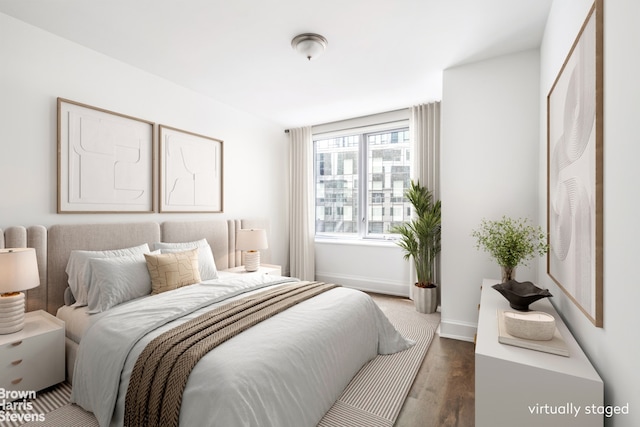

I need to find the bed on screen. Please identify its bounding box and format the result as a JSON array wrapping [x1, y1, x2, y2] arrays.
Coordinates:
[[39, 220, 413, 427]]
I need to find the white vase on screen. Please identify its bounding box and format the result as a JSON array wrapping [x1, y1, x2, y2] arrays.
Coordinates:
[[414, 285, 438, 314]]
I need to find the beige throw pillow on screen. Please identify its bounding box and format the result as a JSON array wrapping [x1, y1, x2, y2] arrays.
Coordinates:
[[144, 248, 201, 294]]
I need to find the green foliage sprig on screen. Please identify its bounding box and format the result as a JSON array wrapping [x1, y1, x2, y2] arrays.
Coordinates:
[[471, 216, 548, 269]]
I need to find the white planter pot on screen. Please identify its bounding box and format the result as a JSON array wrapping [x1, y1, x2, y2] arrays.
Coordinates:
[[413, 285, 438, 314]]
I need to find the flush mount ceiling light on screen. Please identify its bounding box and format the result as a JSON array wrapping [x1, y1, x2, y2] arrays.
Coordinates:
[[291, 33, 328, 61]]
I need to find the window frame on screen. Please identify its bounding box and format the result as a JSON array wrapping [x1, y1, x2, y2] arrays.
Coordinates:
[[313, 120, 411, 241]]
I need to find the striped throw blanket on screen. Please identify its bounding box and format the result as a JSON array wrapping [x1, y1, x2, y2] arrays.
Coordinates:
[[124, 281, 338, 427]]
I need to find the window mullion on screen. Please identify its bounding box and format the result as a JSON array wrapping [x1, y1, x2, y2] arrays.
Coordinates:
[[358, 134, 367, 238]]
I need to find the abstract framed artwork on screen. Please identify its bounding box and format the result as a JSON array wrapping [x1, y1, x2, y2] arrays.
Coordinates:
[[547, 0, 603, 327], [159, 125, 224, 213], [57, 98, 154, 213]]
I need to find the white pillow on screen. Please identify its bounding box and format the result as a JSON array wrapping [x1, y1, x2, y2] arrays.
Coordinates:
[[153, 239, 218, 280], [86, 251, 159, 314], [66, 243, 150, 307]]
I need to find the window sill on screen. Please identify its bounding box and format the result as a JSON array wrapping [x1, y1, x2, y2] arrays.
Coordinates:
[[314, 236, 400, 248]]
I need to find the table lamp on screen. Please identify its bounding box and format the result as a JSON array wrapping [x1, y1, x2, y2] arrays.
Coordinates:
[[236, 229, 268, 272], [0, 248, 40, 334]]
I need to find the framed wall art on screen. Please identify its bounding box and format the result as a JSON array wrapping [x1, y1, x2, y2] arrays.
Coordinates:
[[159, 125, 223, 213], [547, 0, 603, 327], [57, 98, 155, 213]]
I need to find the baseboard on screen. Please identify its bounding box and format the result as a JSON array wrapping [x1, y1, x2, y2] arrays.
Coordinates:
[[439, 319, 477, 342], [315, 272, 410, 298]]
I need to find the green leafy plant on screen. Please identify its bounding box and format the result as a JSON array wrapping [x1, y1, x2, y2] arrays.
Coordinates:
[[471, 216, 548, 279], [391, 180, 441, 288]]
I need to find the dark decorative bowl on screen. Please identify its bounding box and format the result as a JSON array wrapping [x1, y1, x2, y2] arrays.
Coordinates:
[[492, 280, 553, 311]]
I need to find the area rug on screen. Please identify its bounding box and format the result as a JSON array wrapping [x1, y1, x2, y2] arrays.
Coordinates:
[[318, 297, 437, 427], [4, 295, 437, 427]]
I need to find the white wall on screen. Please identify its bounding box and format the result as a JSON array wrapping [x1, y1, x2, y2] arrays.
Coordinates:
[[0, 13, 290, 270], [315, 240, 410, 297], [440, 50, 541, 340], [538, 1, 640, 425]]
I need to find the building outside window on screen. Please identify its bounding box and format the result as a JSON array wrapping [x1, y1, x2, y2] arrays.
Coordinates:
[[314, 126, 411, 239]]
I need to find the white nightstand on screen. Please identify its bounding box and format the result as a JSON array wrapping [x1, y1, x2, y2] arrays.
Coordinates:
[[0, 310, 65, 394], [224, 264, 282, 276]]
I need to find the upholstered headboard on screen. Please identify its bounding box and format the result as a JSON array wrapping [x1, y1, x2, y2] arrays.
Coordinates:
[[47, 222, 161, 314], [37, 219, 271, 315], [161, 219, 271, 271], [161, 220, 241, 270]]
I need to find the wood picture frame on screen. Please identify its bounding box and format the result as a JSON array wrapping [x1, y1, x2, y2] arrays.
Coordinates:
[[57, 98, 155, 213], [546, 0, 603, 327], [158, 125, 224, 213]]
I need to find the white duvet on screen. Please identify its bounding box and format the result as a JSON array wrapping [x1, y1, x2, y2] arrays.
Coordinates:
[[71, 274, 413, 427]]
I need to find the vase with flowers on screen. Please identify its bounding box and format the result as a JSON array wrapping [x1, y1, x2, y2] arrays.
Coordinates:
[[471, 216, 548, 282]]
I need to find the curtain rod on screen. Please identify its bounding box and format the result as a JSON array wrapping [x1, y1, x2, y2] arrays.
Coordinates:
[[283, 107, 410, 135]]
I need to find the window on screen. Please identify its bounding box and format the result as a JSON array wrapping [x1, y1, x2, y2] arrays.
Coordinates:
[[314, 126, 411, 239]]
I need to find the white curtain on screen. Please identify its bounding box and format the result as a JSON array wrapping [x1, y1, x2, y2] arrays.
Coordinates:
[[289, 127, 315, 281], [409, 102, 441, 298], [412, 102, 441, 199]]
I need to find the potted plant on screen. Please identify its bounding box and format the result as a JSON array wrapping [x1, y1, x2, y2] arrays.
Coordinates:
[[391, 180, 441, 313], [471, 216, 548, 282]]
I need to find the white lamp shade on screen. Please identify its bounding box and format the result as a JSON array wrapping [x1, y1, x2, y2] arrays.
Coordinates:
[[0, 248, 40, 294], [236, 229, 268, 251]]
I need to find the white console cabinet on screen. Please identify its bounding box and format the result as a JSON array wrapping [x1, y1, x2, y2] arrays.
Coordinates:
[[475, 279, 603, 427]]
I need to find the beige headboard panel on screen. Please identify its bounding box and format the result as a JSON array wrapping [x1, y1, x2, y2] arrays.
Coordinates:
[[160, 219, 271, 270], [47, 222, 161, 315], [0, 225, 47, 312], [161, 220, 239, 270]]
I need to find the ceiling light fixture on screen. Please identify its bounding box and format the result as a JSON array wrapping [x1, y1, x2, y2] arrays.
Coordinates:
[[291, 33, 328, 61]]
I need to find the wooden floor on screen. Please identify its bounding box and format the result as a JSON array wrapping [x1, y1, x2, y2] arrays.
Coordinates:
[[394, 329, 476, 427]]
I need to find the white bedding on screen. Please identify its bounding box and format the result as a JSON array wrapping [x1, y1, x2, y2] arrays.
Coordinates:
[[56, 305, 99, 343], [71, 274, 413, 427], [56, 270, 242, 344]]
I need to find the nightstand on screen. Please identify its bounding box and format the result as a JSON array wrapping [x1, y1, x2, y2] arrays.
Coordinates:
[[224, 264, 282, 276], [0, 310, 65, 394]]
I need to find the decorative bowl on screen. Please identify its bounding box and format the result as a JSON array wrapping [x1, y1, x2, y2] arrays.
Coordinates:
[[503, 311, 556, 341], [492, 280, 552, 311]]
